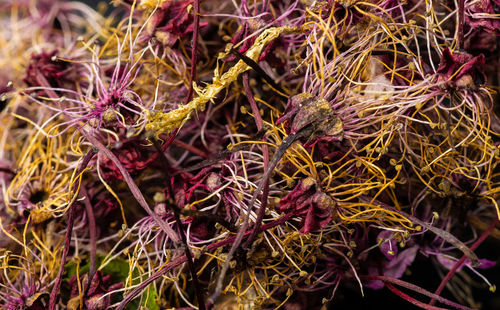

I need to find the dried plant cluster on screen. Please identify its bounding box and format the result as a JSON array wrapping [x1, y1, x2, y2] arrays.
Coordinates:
[[0, 0, 499, 309]]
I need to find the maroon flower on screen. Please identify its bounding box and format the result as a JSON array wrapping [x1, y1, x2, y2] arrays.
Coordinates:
[[166, 167, 221, 209], [98, 140, 156, 180], [279, 177, 336, 234], [92, 196, 120, 224], [465, 0, 500, 33], [190, 218, 211, 239], [4, 289, 49, 310], [23, 51, 75, 89], [146, 0, 208, 47], [436, 48, 486, 88]]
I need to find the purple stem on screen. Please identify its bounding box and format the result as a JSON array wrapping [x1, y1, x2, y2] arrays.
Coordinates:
[[172, 138, 209, 159], [208, 131, 302, 305], [457, 0, 465, 50], [184, 0, 200, 104], [242, 72, 270, 248], [361, 275, 473, 310], [82, 130, 180, 243], [386, 283, 449, 310], [48, 149, 96, 310], [429, 217, 499, 306], [152, 140, 206, 310], [81, 187, 97, 288]]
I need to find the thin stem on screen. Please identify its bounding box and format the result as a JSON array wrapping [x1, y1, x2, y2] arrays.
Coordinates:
[[457, 0, 465, 50], [429, 217, 499, 306], [82, 130, 180, 242], [185, 0, 201, 104], [48, 149, 96, 310], [208, 130, 305, 305], [152, 140, 206, 310], [81, 187, 97, 289], [361, 275, 473, 310], [386, 283, 448, 310], [230, 47, 288, 99], [178, 128, 268, 173], [242, 72, 269, 248], [173, 138, 209, 159], [173, 211, 206, 310]]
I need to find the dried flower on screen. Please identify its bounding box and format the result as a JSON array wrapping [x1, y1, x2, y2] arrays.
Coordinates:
[[279, 177, 337, 233], [436, 48, 486, 88]]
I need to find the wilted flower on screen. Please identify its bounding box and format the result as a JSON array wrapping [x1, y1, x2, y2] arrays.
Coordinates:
[[465, 0, 500, 33], [145, 0, 208, 47], [279, 177, 337, 233], [276, 93, 343, 146], [98, 140, 156, 180], [23, 51, 76, 90], [436, 48, 486, 88]]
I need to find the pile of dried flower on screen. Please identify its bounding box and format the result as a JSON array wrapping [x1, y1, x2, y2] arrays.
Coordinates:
[[0, 0, 499, 309]]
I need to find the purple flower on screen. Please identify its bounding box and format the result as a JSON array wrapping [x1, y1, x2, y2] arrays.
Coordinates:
[[436, 254, 496, 271], [365, 246, 419, 289]]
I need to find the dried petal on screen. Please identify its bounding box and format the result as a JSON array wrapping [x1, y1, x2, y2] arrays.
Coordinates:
[[436, 48, 486, 88], [280, 178, 336, 233]]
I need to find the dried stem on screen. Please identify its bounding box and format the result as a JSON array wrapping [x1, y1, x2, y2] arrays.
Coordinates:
[[230, 48, 287, 98], [208, 130, 306, 305], [173, 138, 209, 159], [82, 130, 180, 243], [386, 283, 448, 310], [242, 72, 269, 248], [152, 139, 206, 310], [429, 217, 500, 306], [361, 275, 473, 310], [48, 148, 96, 310], [185, 0, 201, 104], [81, 187, 97, 288], [457, 0, 465, 50]]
